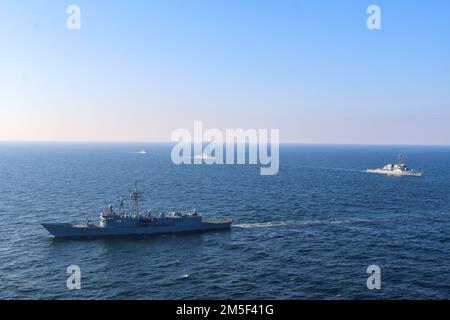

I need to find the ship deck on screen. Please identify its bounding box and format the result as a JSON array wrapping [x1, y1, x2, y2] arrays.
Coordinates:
[[202, 217, 232, 224]]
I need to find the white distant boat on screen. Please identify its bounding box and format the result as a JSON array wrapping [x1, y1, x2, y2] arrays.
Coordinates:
[[136, 149, 148, 155], [366, 154, 423, 177], [195, 152, 215, 161]]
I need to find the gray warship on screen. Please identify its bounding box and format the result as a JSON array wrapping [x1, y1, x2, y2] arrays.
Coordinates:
[[42, 182, 232, 238], [366, 154, 423, 177]]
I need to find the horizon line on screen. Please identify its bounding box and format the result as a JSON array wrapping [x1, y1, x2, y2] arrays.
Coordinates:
[[1, 140, 449, 147]]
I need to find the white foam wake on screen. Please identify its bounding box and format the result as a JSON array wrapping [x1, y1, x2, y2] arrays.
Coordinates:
[[233, 220, 321, 228], [233, 218, 370, 229]]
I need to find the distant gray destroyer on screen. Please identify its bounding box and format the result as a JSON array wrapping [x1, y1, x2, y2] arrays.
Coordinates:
[[42, 182, 232, 238], [366, 154, 423, 177]]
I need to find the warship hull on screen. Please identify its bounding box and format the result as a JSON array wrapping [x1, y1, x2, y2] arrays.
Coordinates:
[[42, 218, 232, 239], [366, 169, 423, 176]]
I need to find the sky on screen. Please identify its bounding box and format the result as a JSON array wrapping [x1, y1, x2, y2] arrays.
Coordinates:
[[0, 0, 449, 144]]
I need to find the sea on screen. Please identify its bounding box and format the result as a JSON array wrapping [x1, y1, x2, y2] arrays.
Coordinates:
[[0, 142, 449, 299]]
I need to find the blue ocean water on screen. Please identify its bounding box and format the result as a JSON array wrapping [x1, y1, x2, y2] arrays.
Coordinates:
[[0, 143, 449, 299]]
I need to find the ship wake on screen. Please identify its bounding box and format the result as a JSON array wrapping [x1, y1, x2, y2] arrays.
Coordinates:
[[233, 218, 370, 229]]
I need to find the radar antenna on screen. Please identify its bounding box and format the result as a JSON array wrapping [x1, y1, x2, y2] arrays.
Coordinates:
[[117, 197, 125, 215], [130, 180, 143, 218]]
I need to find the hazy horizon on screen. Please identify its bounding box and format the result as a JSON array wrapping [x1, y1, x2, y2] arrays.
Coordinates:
[[1, 139, 450, 147]]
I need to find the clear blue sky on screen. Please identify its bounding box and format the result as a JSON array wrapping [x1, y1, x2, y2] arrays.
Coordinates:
[[1, 0, 449, 144]]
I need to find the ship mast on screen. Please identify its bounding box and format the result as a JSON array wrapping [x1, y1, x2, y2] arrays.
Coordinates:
[[130, 180, 143, 218], [398, 154, 406, 166]]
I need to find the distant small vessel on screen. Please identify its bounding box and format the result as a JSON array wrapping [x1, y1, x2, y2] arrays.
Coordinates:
[[366, 155, 423, 177], [42, 182, 232, 238], [195, 152, 215, 161], [137, 149, 148, 154]]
